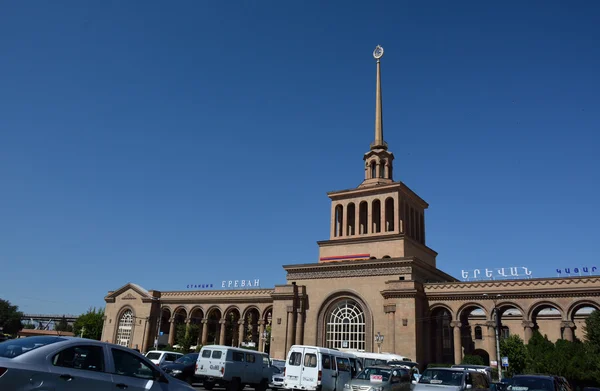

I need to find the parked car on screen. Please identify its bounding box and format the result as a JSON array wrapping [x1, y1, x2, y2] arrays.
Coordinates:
[[451, 365, 493, 383], [270, 365, 285, 390], [145, 350, 184, 366], [0, 336, 195, 390], [509, 375, 572, 391], [195, 344, 273, 391], [161, 352, 199, 385], [271, 358, 286, 370], [413, 367, 490, 391], [345, 365, 412, 391], [284, 345, 355, 391]]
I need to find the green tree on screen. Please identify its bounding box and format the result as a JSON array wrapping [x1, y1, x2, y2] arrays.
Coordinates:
[[0, 298, 24, 335], [55, 316, 73, 333], [500, 334, 528, 377], [525, 331, 555, 375], [73, 307, 104, 340], [584, 310, 600, 351], [461, 355, 485, 366], [23, 323, 35, 330]]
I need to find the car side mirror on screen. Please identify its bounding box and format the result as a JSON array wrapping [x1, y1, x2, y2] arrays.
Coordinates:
[[466, 385, 472, 389], [412, 380, 417, 385]]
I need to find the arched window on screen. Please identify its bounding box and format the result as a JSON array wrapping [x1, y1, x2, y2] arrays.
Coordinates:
[[474, 326, 483, 340], [388, 165, 393, 180], [370, 161, 376, 179], [326, 300, 365, 351], [359, 201, 368, 234], [372, 200, 381, 233], [334, 205, 343, 237], [385, 198, 395, 232], [379, 162, 385, 178], [346, 203, 356, 236], [116, 310, 134, 347]]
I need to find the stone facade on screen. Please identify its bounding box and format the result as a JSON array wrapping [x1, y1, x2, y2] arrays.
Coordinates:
[[101, 48, 600, 368]]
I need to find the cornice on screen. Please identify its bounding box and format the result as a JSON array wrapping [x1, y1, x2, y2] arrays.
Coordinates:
[[160, 289, 274, 298], [284, 257, 455, 282], [425, 276, 600, 292], [326, 181, 428, 208], [427, 291, 600, 302]]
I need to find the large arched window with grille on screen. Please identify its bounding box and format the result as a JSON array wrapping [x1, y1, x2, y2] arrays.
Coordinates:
[[326, 300, 365, 350], [116, 310, 134, 347]]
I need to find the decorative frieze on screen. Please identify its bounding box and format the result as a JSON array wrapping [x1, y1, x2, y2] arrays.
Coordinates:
[[288, 266, 411, 280]]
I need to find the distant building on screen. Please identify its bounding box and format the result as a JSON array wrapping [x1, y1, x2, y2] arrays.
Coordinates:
[[101, 47, 600, 366]]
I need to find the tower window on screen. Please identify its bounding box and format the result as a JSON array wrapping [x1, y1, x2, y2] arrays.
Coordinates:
[[359, 202, 368, 234], [346, 203, 356, 236], [388, 165, 393, 180], [385, 198, 395, 232], [379, 162, 385, 178], [372, 200, 381, 233], [370, 161, 376, 179], [334, 205, 343, 237]]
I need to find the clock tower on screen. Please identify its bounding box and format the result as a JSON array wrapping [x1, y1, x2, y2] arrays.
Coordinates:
[[317, 46, 438, 267]]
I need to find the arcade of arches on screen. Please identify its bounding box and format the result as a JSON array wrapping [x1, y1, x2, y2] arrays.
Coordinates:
[[101, 48, 600, 368]]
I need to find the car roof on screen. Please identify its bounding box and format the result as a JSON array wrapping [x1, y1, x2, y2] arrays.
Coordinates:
[[512, 375, 556, 380]]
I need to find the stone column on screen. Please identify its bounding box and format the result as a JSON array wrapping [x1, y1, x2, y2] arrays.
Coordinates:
[[295, 308, 304, 345], [367, 204, 373, 235], [201, 319, 209, 345], [330, 204, 336, 238], [286, 306, 296, 353], [561, 321, 575, 342], [219, 319, 226, 345], [185, 318, 191, 338], [238, 320, 245, 347], [384, 304, 396, 354], [450, 321, 462, 365], [522, 321, 534, 343], [168, 318, 176, 346], [380, 200, 386, 233], [486, 321, 497, 363], [258, 320, 266, 352], [354, 205, 360, 235]]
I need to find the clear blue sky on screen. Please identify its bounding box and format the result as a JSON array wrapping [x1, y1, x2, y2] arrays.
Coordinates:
[[1, 1, 599, 315]]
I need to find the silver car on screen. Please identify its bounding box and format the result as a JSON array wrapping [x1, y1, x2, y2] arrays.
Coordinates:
[[0, 336, 195, 390], [345, 366, 412, 391], [413, 367, 490, 391]]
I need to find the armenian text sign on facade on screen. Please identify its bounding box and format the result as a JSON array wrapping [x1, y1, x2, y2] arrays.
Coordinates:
[[461, 267, 532, 281], [556, 266, 598, 276], [221, 279, 260, 289]]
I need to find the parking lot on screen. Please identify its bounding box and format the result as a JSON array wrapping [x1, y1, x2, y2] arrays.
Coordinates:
[[192, 387, 258, 391]]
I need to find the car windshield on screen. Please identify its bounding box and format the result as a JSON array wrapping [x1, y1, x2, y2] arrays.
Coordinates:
[[176, 353, 199, 364], [145, 352, 161, 360], [0, 336, 66, 358], [272, 366, 282, 374], [356, 367, 392, 382], [510, 377, 555, 391], [419, 369, 464, 386]]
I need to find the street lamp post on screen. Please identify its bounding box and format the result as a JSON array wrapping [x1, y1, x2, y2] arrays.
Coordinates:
[[374, 332, 384, 354], [483, 294, 502, 382]]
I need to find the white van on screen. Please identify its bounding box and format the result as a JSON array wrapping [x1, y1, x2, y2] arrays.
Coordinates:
[[284, 345, 358, 391], [195, 345, 272, 391]]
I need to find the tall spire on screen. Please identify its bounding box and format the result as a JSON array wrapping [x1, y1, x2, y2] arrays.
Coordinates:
[[372, 45, 387, 150]]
